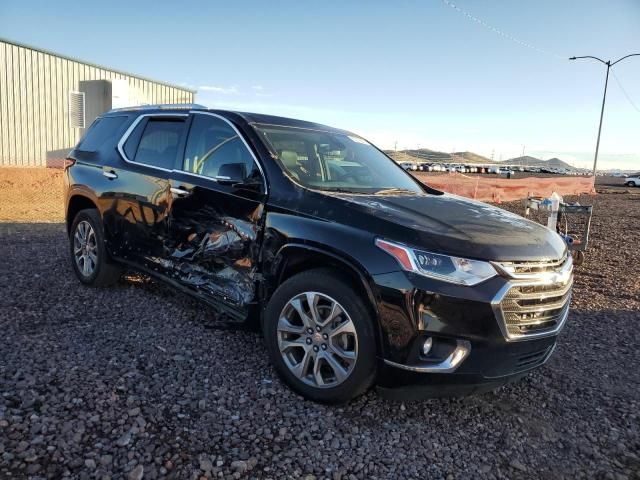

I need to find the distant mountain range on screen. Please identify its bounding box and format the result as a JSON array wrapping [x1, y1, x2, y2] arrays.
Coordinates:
[[386, 149, 575, 169], [505, 156, 573, 169], [386, 149, 491, 164]]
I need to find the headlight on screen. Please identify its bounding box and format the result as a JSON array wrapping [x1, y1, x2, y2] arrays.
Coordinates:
[[375, 238, 497, 286]]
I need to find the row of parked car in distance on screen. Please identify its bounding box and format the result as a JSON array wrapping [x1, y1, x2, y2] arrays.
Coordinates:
[[398, 162, 510, 174], [397, 162, 588, 176]]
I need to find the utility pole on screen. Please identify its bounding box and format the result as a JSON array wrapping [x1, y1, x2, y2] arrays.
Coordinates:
[[394, 141, 397, 152], [569, 53, 640, 177], [522, 145, 525, 158]]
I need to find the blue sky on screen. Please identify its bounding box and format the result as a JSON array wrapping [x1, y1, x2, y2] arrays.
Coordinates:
[[1, 0, 639, 169]]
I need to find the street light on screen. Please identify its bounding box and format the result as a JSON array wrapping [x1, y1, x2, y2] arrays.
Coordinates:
[[569, 53, 640, 177]]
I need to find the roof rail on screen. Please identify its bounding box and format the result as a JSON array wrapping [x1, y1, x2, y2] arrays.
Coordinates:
[[108, 103, 207, 113]]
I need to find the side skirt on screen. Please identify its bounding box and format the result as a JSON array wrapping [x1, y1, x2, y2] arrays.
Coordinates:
[[113, 257, 256, 327]]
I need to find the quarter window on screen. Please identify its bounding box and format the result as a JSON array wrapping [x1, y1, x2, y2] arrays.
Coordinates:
[[182, 114, 259, 181], [78, 116, 128, 151]]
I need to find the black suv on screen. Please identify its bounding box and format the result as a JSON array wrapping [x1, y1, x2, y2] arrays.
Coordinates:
[[64, 104, 572, 403]]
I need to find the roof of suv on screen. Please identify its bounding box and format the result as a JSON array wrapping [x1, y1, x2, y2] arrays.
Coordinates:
[[104, 104, 351, 135]]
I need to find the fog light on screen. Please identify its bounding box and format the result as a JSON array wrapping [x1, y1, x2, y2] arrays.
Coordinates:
[[422, 337, 433, 356]]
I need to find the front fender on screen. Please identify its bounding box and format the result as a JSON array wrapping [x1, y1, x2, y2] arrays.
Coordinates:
[[261, 211, 399, 277], [259, 211, 402, 360]]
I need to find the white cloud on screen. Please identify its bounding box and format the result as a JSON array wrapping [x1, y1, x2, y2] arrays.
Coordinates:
[[198, 85, 239, 94], [251, 85, 272, 98]]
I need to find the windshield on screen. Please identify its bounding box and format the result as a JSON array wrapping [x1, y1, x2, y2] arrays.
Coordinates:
[[254, 125, 424, 194]]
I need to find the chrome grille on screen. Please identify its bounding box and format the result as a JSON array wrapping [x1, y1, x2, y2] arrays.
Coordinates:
[[494, 252, 568, 277], [493, 254, 573, 341]]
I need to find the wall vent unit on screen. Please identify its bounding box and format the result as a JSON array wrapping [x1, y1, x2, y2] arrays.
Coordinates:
[[69, 91, 86, 128]]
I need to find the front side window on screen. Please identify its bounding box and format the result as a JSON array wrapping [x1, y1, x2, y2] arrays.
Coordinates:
[[131, 118, 186, 170], [182, 114, 260, 182], [254, 125, 424, 194]]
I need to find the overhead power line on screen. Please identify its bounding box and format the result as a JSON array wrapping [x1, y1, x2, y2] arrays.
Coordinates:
[[441, 0, 640, 113], [611, 69, 640, 113], [440, 0, 565, 60]]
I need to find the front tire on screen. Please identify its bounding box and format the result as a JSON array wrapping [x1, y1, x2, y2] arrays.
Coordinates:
[[263, 269, 377, 403], [69, 209, 123, 286]]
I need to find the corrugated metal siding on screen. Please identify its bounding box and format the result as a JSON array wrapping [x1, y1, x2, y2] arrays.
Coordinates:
[[0, 39, 195, 166]]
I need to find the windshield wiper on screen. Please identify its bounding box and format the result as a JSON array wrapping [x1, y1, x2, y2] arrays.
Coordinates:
[[373, 187, 418, 195], [320, 187, 370, 194]]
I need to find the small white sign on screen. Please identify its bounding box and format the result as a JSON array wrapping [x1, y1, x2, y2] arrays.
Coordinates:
[[111, 79, 129, 108]]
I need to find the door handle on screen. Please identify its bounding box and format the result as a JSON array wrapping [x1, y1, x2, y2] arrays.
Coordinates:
[[170, 187, 190, 197], [102, 170, 118, 180]]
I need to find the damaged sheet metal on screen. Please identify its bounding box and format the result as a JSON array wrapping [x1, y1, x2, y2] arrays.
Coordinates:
[[161, 201, 264, 311]]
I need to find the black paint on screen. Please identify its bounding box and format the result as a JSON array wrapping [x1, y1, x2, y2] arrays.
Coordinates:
[[63, 107, 569, 392]]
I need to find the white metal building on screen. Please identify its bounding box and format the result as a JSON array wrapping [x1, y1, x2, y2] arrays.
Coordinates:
[[0, 37, 196, 166]]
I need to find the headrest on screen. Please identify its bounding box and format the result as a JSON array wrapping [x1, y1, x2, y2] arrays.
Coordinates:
[[280, 150, 299, 169]]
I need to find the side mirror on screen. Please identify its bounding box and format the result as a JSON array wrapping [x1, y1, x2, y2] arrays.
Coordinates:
[[215, 163, 263, 192]]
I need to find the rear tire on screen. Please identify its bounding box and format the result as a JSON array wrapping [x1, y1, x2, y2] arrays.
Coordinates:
[[263, 269, 377, 403], [69, 208, 123, 287]]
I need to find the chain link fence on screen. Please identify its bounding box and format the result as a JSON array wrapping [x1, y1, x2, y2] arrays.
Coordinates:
[[414, 171, 595, 203], [0, 167, 65, 222], [0, 167, 607, 224]]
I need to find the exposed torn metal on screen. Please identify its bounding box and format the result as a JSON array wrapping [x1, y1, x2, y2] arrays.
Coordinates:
[[164, 211, 261, 307]]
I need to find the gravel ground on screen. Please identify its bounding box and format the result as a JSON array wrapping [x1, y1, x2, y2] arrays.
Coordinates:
[[1, 193, 639, 479]]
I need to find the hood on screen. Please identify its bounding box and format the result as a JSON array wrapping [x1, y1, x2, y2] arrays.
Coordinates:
[[328, 192, 566, 262]]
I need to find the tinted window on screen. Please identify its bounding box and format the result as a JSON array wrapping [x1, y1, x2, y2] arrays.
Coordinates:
[[131, 118, 186, 170], [122, 119, 145, 160], [77, 116, 128, 151], [182, 114, 259, 181]]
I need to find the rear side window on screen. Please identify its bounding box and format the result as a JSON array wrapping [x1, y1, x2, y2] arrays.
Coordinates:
[[77, 116, 128, 151], [126, 118, 186, 170]]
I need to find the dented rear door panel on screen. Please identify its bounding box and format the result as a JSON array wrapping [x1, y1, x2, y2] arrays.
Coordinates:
[[101, 163, 173, 270]]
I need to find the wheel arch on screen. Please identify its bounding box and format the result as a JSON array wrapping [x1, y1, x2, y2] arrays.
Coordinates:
[[266, 244, 384, 354], [66, 193, 98, 234]]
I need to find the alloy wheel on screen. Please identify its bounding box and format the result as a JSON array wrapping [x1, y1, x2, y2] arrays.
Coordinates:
[[73, 220, 98, 277], [277, 292, 358, 388]]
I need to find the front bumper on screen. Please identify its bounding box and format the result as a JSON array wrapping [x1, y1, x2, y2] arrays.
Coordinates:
[[377, 335, 557, 399], [371, 264, 571, 397]]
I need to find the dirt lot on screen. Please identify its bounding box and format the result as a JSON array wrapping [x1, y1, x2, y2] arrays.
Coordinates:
[[1, 192, 639, 479], [0, 168, 64, 222]]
